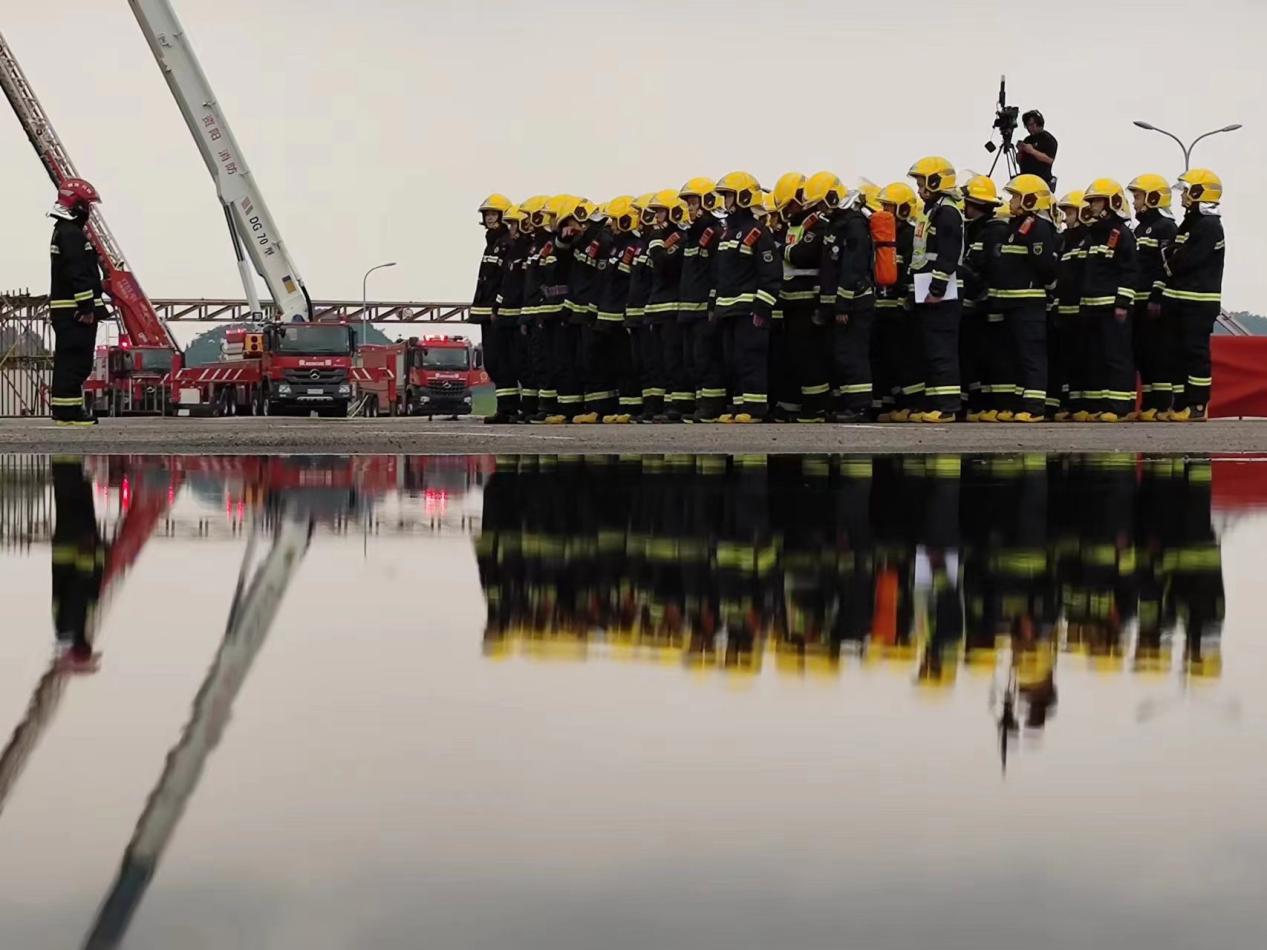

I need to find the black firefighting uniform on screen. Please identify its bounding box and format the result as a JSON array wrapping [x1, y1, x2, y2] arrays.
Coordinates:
[[679, 212, 721, 420], [625, 235, 653, 416], [49, 216, 105, 420], [1166, 457, 1223, 675], [766, 218, 797, 419], [647, 224, 688, 417], [636, 226, 669, 417], [496, 230, 530, 416], [1131, 208, 1179, 413], [51, 459, 104, 657], [912, 196, 964, 414], [592, 230, 638, 418], [986, 213, 1059, 417], [558, 223, 606, 418], [872, 219, 917, 413], [1079, 215, 1138, 416], [712, 207, 782, 417], [782, 213, 831, 419], [548, 232, 582, 416], [1160, 207, 1225, 412], [1053, 225, 1087, 413], [474, 225, 517, 416], [960, 213, 1008, 413], [570, 220, 614, 416], [623, 231, 653, 415], [823, 207, 875, 416], [522, 232, 557, 416]]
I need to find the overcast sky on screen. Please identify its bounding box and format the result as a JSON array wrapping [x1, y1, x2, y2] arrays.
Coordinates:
[[2, 0, 1263, 312]]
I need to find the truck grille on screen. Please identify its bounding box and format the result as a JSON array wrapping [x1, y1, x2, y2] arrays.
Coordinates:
[[284, 368, 346, 385], [428, 379, 467, 394]]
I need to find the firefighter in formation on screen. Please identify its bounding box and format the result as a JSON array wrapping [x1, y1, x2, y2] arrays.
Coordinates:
[[472, 163, 1225, 423]]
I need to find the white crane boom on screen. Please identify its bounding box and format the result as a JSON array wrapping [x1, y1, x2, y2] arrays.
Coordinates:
[[126, 0, 312, 322], [84, 510, 312, 949]]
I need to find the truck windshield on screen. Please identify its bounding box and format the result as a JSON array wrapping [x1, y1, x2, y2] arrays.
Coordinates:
[[417, 347, 470, 370], [135, 348, 175, 372], [275, 325, 351, 355]]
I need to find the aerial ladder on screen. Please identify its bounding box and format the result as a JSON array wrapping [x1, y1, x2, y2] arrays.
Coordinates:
[[126, 0, 313, 323], [83, 503, 313, 949], [0, 30, 181, 362]]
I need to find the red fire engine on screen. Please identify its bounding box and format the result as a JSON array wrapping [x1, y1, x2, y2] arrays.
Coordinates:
[[359, 335, 487, 417]]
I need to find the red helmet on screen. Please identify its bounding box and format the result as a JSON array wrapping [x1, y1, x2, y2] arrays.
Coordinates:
[[55, 178, 101, 212]]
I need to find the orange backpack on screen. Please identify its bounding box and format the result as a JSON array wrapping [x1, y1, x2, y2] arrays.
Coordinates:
[[870, 210, 898, 288]]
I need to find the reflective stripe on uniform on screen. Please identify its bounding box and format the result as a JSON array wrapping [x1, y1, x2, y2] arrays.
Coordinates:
[[1162, 288, 1221, 302]]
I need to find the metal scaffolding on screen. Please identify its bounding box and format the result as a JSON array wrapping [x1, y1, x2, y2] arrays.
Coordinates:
[[0, 454, 52, 551], [0, 292, 52, 417], [0, 296, 472, 325]]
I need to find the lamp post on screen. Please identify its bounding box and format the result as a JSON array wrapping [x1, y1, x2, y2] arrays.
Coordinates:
[[1132, 121, 1243, 171], [360, 261, 397, 348]]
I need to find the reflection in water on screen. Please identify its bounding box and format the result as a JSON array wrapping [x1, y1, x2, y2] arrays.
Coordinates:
[[0, 459, 179, 820], [476, 455, 1226, 762], [0, 452, 1254, 948]]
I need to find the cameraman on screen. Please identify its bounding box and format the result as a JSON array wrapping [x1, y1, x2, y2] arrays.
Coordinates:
[[1018, 110, 1058, 185]]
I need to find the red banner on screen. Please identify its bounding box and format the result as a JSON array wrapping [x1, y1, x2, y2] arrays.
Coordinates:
[[1211, 337, 1267, 418]]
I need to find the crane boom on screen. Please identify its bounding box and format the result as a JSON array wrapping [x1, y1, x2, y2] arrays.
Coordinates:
[[84, 510, 312, 949], [0, 29, 178, 352], [127, 0, 313, 322]]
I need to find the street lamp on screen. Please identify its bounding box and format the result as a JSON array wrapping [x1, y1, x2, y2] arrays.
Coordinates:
[[360, 261, 397, 348], [1133, 120, 1243, 171]]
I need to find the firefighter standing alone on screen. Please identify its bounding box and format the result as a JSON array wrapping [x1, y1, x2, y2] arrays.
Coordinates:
[[48, 178, 107, 426]]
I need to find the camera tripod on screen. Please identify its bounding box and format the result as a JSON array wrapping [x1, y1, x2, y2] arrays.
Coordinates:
[[988, 135, 1020, 179]]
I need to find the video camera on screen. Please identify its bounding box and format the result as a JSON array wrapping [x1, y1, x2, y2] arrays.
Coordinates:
[[985, 75, 1019, 154]]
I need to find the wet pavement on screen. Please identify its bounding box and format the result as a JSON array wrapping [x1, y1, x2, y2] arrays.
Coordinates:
[[0, 452, 1264, 949], [7, 414, 1267, 455]]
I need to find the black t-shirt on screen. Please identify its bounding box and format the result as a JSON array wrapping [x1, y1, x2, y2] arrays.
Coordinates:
[[1019, 130, 1058, 182]]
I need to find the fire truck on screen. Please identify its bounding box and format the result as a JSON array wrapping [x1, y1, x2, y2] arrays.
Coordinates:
[[1, 28, 182, 416], [126, 0, 392, 417], [168, 321, 392, 417], [358, 336, 485, 417]]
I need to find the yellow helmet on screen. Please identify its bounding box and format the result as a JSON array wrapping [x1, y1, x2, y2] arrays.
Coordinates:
[[802, 171, 845, 210], [606, 195, 638, 233], [1054, 191, 1084, 228], [679, 176, 719, 212], [634, 191, 658, 226], [772, 172, 807, 212], [908, 156, 957, 194], [878, 181, 919, 220], [994, 202, 1013, 220], [520, 194, 551, 230], [549, 194, 589, 229], [478, 193, 512, 215], [962, 175, 1001, 207], [579, 198, 599, 221], [649, 187, 688, 225], [758, 190, 777, 218], [1178, 167, 1223, 206], [859, 180, 882, 213], [504, 204, 525, 226], [1127, 173, 1173, 210], [1084, 178, 1130, 218], [715, 170, 762, 209], [1005, 173, 1053, 213]]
